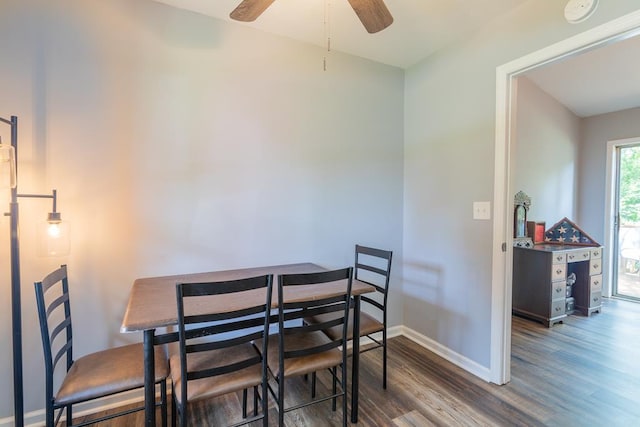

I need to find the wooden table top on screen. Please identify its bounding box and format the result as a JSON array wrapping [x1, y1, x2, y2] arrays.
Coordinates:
[[121, 263, 374, 333]]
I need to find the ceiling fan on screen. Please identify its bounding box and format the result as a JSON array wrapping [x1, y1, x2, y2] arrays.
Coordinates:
[[230, 0, 394, 34]]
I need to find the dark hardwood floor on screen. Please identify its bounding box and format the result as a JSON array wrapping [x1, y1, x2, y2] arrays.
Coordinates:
[[75, 297, 640, 426]]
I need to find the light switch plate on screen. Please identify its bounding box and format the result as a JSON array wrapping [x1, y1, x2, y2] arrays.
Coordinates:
[[473, 201, 491, 220]]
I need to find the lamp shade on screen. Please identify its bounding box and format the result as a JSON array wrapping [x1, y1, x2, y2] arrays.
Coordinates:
[[0, 142, 16, 189], [37, 215, 70, 257]]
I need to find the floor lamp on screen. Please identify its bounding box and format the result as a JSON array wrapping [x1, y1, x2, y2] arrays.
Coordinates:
[[1, 115, 69, 427]]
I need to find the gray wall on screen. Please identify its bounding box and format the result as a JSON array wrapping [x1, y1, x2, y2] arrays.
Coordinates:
[[580, 107, 640, 244], [514, 76, 582, 227], [403, 1, 640, 368], [0, 0, 404, 417]]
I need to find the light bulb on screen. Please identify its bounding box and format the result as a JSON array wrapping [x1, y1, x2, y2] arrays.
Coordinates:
[[38, 213, 70, 257], [48, 222, 61, 238]]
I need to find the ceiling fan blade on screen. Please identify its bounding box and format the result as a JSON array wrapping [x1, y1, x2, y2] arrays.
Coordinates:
[[347, 0, 393, 33], [230, 0, 276, 22]]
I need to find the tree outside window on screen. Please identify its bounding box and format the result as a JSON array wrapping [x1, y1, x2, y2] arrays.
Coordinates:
[[620, 145, 640, 226]]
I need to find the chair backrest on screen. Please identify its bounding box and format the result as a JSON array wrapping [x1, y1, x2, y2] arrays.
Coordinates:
[[175, 274, 273, 403], [34, 265, 74, 402], [277, 268, 353, 361], [354, 245, 393, 320]]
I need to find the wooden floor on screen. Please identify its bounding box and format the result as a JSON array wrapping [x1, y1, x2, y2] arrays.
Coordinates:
[[617, 268, 640, 298], [76, 297, 640, 426]]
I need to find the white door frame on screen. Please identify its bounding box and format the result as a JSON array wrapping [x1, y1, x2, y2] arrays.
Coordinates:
[[605, 137, 640, 298], [490, 10, 640, 385]]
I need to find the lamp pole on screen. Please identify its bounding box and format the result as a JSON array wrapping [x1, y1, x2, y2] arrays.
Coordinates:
[[2, 116, 65, 427], [1, 115, 24, 427]]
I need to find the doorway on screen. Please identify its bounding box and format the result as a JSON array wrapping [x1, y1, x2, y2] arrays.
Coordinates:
[[609, 140, 640, 300], [490, 10, 640, 385]]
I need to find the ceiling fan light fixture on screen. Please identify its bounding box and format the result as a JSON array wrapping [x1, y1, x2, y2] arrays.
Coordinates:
[[347, 0, 393, 34], [229, 0, 393, 33], [230, 0, 276, 22]]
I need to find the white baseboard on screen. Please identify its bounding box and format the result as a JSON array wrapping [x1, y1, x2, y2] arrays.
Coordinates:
[[341, 325, 490, 382], [4, 327, 489, 426], [400, 325, 491, 381]]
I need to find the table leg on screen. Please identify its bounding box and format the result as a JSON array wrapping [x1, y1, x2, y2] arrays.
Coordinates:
[[351, 296, 361, 423], [144, 329, 156, 427]]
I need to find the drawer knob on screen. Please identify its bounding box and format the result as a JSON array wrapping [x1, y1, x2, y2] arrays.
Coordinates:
[[593, 251, 600, 256], [556, 287, 562, 293], [594, 280, 599, 286], [583, 253, 589, 258], [556, 306, 561, 311], [556, 256, 563, 261], [556, 269, 563, 275], [593, 297, 599, 303], [569, 255, 575, 260], [593, 264, 599, 269]]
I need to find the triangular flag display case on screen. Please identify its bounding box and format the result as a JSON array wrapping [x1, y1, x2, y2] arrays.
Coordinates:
[[544, 217, 600, 247]]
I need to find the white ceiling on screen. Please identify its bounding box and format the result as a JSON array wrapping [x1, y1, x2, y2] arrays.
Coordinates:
[[525, 34, 640, 118], [151, 0, 530, 69], [151, 0, 640, 118]]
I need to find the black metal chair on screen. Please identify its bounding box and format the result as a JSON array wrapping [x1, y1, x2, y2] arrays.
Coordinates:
[[34, 265, 169, 427], [171, 274, 273, 427], [257, 268, 353, 427], [307, 245, 393, 389]]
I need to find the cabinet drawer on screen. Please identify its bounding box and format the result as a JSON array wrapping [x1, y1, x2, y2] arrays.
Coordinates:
[[552, 253, 566, 264], [551, 264, 566, 282], [551, 282, 566, 299], [590, 291, 602, 308], [590, 247, 602, 259], [567, 250, 591, 263], [551, 299, 566, 316], [589, 259, 602, 275], [590, 274, 603, 293]]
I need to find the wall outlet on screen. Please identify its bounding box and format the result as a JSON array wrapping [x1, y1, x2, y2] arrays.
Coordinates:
[[473, 201, 491, 220]]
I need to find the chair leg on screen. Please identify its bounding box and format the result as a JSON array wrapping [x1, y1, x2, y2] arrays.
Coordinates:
[[341, 362, 347, 427], [261, 374, 269, 427], [332, 367, 337, 411], [311, 371, 317, 398], [179, 401, 186, 427], [383, 330, 388, 389], [242, 388, 248, 418], [278, 375, 285, 427], [160, 380, 168, 427], [171, 383, 177, 427], [46, 401, 54, 427], [253, 386, 259, 416]]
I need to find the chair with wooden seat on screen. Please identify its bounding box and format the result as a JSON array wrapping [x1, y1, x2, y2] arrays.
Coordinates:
[[34, 265, 169, 427], [257, 267, 353, 427], [307, 245, 393, 389], [171, 274, 273, 427]]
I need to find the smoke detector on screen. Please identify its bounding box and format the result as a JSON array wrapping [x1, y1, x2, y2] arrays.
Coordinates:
[[564, 0, 599, 24]]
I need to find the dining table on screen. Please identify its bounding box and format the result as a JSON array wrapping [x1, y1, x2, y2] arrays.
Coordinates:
[[120, 262, 374, 426]]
